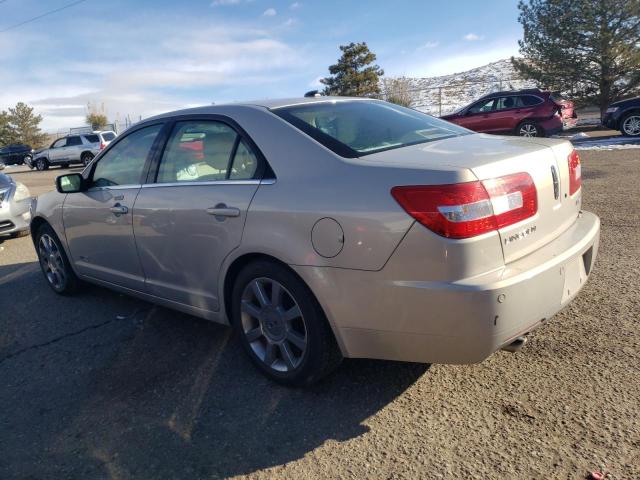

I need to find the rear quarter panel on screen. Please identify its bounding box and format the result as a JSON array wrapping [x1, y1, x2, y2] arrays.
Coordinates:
[[226, 106, 476, 271]]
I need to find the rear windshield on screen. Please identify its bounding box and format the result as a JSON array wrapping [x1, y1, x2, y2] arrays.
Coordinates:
[[84, 134, 99, 143], [102, 132, 116, 141], [273, 100, 469, 157]]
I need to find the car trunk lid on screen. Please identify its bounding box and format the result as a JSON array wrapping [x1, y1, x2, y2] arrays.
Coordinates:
[[362, 133, 581, 264]]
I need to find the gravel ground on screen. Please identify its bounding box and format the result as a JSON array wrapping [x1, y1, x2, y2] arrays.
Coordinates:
[[0, 150, 638, 480]]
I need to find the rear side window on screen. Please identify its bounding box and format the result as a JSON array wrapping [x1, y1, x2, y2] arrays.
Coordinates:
[[157, 121, 237, 183], [521, 95, 543, 106], [101, 132, 116, 141], [92, 124, 162, 187], [84, 134, 99, 143], [274, 101, 468, 157], [66, 136, 82, 146]]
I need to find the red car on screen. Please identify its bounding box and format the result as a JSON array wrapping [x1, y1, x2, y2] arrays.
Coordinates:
[[441, 89, 576, 137]]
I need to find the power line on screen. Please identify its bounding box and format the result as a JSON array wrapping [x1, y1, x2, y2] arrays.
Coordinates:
[[0, 0, 89, 33]]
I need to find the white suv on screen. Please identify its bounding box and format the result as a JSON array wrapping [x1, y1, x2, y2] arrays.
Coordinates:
[[29, 131, 117, 171]]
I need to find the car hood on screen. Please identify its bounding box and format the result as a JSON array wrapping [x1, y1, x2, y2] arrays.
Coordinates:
[[610, 97, 640, 108], [33, 147, 47, 154]]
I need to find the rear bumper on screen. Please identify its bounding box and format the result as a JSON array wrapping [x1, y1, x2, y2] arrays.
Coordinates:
[[294, 211, 600, 364], [539, 116, 564, 136]]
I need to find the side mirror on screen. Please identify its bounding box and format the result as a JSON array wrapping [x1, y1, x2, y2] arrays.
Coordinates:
[[56, 173, 84, 193]]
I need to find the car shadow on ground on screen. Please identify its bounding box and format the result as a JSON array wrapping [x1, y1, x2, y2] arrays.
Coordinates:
[[0, 262, 429, 479]]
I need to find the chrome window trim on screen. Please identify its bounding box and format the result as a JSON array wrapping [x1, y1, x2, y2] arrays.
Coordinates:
[[141, 179, 274, 189], [87, 184, 143, 192]]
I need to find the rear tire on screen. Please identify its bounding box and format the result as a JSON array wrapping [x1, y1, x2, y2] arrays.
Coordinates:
[[35, 158, 49, 171], [620, 112, 640, 137], [35, 224, 80, 295], [516, 121, 542, 137], [81, 152, 94, 167], [231, 260, 342, 386]]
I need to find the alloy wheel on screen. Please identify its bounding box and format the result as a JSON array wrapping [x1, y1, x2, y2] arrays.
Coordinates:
[[519, 123, 538, 137], [38, 234, 66, 290], [622, 115, 640, 136], [240, 277, 308, 372], [36, 159, 46, 171]]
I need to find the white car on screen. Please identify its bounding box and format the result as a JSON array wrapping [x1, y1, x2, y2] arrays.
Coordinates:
[[31, 98, 599, 385]]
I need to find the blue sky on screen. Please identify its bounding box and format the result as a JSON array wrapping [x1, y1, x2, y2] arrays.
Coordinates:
[[0, 0, 523, 131]]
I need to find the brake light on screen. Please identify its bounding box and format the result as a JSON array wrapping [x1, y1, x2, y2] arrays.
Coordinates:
[[391, 172, 538, 239], [568, 149, 581, 195], [100, 142, 106, 150]]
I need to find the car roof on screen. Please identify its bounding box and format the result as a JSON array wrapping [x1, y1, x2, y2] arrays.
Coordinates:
[[143, 96, 373, 122], [479, 88, 545, 100]]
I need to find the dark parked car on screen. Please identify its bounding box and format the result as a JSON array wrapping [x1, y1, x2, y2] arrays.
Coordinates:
[[602, 97, 640, 137], [441, 89, 575, 138], [0, 143, 33, 166]]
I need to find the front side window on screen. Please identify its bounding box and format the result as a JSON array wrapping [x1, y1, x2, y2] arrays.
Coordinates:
[[274, 100, 468, 157], [91, 124, 162, 188], [156, 121, 259, 183], [494, 97, 513, 110], [468, 99, 496, 114], [52, 138, 66, 149]]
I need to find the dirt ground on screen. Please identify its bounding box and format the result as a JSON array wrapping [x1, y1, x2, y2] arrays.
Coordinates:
[[0, 149, 638, 480]]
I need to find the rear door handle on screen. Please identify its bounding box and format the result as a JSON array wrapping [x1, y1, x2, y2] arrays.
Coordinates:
[[206, 205, 241, 218], [110, 204, 129, 215]]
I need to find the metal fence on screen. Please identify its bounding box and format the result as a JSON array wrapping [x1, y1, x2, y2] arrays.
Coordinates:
[[379, 77, 539, 116]]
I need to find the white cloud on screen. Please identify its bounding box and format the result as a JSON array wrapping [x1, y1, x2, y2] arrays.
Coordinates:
[[263, 8, 277, 16], [463, 33, 484, 41], [417, 41, 439, 50], [282, 18, 297, 27], [0, 17, 305, 131], [211, 0, 241, 5], [290, 2, 301, 9]]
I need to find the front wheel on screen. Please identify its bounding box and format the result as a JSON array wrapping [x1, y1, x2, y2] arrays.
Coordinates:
[[35, 224, 80, 294], [35, 158, 48, 171], [517, 121, 541, 137], [231, 260, 342, 386], [620, 113, 640, 137]]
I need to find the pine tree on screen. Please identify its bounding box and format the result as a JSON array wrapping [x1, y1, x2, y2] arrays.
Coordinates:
[[8, 102, 48, 148], [512, 0, 640, 114], [0, 110, 16, 147], [321, 42, 384, 97]]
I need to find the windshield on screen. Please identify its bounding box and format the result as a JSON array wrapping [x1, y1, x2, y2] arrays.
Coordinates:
[[273, 100, 470, 157]]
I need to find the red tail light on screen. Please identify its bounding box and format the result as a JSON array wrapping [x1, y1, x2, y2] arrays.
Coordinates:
[[568, 149, 581, 195], [391, 172, 538, 239], [100, 142, 106, 150]]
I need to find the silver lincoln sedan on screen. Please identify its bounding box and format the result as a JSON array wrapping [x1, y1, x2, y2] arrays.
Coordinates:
[[31, 97, 600, 385]]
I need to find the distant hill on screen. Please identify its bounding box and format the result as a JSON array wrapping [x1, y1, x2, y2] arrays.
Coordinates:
[[396, 59, 538, 116]]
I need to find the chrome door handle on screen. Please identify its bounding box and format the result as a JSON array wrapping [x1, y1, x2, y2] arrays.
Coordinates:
[[206, 206, 240, 217], [109, 204, 129, 215]]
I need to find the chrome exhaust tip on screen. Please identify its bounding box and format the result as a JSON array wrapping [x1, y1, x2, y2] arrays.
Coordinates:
[[501, 336, 527, 353]]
